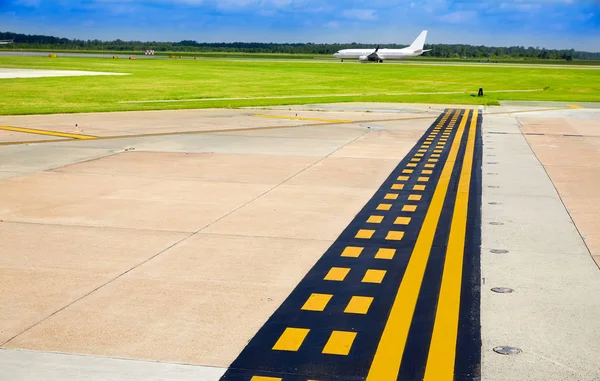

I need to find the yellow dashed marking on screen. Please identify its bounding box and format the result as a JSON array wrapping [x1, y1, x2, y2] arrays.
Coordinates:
[[422, 170, 433, 175], [403, 169, 414, 174], [431, 154, 440, 158], [251, 376, 282, 381], [428, 159, 439, 163], [341, 246, 364, 258], [386, 231, 405, 241], [301, 293, 333, 312], [322, 331, 357, 356], [272, 328, 310, 351], [367, 215, 384, 224], [397, 176, 410, 181], [413, 185, 426, 191], [568, 104, 583, 109], [344, 296, 374, 315], [418, 177, 430, 182], [402, 205, 417, 212], [375, 248, 396, 260], [418, 149, 427, 153], [362, 269, 387, 283], [377, 203, 392, 211], [324, 267, 351, 281], [392, 184, 405, 190], [385, 193, 399, 200], [394, 217, 412, 225], [434, 150, 442, 153], [356, 229, 375, 239], [415, 154, 424, 158], [425, 164, 436, 169], [407, 163, 417, 168], [408, 194, 422, 201], [411, 158, 421, 162]]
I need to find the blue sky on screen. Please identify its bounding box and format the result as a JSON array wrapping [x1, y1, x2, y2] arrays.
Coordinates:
[[1, 0, 599, 51]]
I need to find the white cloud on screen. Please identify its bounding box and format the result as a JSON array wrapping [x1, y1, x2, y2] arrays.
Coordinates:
[[342, 9, 377, 20]]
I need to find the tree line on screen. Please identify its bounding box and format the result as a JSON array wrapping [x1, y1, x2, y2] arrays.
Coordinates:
[[2, 31, 599, 60]]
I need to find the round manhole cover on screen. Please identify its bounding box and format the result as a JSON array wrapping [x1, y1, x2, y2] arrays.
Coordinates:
[[491, 287, 514, 293], [493, 346, 521, 355], [490, 249, 509, 254]]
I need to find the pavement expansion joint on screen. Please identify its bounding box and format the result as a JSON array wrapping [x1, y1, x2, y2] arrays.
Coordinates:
[[220, 108, 483, 381]]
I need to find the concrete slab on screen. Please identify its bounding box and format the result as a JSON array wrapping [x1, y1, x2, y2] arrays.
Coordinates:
[[0, 129, 65, 143], [5, 234, 330, 367], [0, 349, 226, 381], [0, 221, 187, 344]]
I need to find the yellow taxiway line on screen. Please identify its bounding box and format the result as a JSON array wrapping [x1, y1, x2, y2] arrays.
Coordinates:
[[366, 109, 471, 381], [424, 110, 478, 380], [0, 126, 97, 140]]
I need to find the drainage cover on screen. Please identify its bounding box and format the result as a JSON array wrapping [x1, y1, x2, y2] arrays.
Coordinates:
[[493, 346, 521, 355], [487, 162, 499, 164], [491, 287, 514, 293], [489, 222, 504, 225], [487, 185, 500, 188], [487, 173, 498, 175], [488, 202, 502, 205], [490, 249, 509, 254]]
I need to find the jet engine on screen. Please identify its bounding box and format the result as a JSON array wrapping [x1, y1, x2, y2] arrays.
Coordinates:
[[359, 55, 370, 62]]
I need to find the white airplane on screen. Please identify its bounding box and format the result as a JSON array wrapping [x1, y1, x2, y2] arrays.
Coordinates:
[[333, 30, 429, 63], [0, 39, 14, 45]]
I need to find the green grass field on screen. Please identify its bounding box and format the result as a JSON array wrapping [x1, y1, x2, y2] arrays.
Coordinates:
[[1, 56, 599, 115]]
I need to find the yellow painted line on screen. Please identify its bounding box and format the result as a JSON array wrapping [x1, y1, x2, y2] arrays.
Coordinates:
[[366, 109, 469, 381], [251, 376, 282, 381], [402, 205, 417, 212], [272, 328, 310, 351], [0, 126, 97, 140], [322, 331, 357, 356], [345, 296, 374, 315], [254, 114, 352, 123], [301, 293, 333, 312], [568, 104, 583, 109], [424, 109, 478, 381], [394, 217, 412, 225], [386, 231, 405, 241], [356, 229, 375, 239], [367, 215, 385, 224]]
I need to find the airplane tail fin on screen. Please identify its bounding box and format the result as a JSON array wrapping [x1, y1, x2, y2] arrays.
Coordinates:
[[408, 30, 427, 51]]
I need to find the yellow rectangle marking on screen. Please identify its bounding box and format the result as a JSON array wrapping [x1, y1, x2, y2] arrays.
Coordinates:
[[384, 193, 399, 200], [386, 231, 405, 241], [568, 104, 583, 109], [434, 150, 442, 153], [418, 149, 427, 153], [341, 246, 364, 258], [431, 154, 440, 158], [402, 169, 414, 174], [0, 126, 97, 140], [251, 377, 282, 381], [272, 328, 310, 351], [362, 269, 387, 283], [428, 159, 439, 163], [324, 267, 350, 281], [302, 293, 333, 312], [394, 217, 411, 225], [425, 164, 435, 169], [375, 248, 396, 260], [322, 331, 357, 356], [422, 170, 433, 175], [345, 296, 374, 315], [397, 176, 409, 181], [356, 229, 375, 239], [366, 109, 469, 381], [377, 204, 392, 211], [410, 158, 421, 162], [367, 215, 384, 224], [406, 163, 417, 168], [391, 184, 404, 190], [418, 177, 430, 182], [413, 185, 426, 191], [424, 110, 478, 381], [415, 154, 424, 158], [408, 194, 422, 201], [402, 205, 417, 212]]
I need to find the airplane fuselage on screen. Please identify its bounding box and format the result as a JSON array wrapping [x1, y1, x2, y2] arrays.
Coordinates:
[[334, 48, 424, 61]]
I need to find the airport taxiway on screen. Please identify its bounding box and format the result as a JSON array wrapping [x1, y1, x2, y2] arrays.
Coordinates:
[[1, 102, 599, 381]]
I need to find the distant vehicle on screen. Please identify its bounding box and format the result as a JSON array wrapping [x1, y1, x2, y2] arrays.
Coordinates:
[[333, 30, 430, 63], [0, 39, 14, 45]]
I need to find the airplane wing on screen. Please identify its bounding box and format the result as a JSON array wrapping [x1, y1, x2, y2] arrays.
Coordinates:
[[367, 45, 381, 60]]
